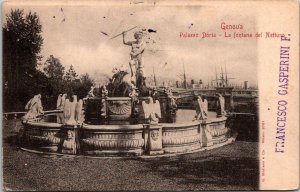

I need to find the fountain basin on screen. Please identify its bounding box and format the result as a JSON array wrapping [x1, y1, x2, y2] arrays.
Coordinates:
[[20, 111, 233, 157], [21, 120, 63, 152], [81, 124, 145, 156]]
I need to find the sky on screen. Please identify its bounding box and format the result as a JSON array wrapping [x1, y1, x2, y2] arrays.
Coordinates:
[[3, 1, 258, 86]]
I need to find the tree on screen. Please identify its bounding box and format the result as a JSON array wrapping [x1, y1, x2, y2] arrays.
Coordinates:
[[65, 65, 78, 82], [3, 9, 44, 111], [43, 55, 65, 80], [80, 73, 94, 86], [43, 55, 68, 109], [70, 73, 94, 99]]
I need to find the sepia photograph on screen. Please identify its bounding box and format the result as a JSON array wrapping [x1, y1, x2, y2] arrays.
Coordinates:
[[6, 0, 298, 191]]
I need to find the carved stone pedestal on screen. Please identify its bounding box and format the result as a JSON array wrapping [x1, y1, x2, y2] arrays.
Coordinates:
[[146, 124, 164, 155], [61, 124, 79, 155], [200, 120, 214, 147]]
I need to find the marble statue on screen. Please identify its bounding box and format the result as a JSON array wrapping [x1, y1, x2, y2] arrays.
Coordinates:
[[56, 112, 65, 124], [129, 85, 139, 99], [101, 85, 108, 97], [57, 94, 62, 108], [63, 95, 83, 125], [61, 129, 76, 154], [163, 87, 173, 96], [164, 87, 177, 122], [63, 98, 72, 124], [123, 30, 149, 96], [57, 93, 67, 110], [123, 31, 146, 83], [142, 97, 161, 124], [87, 86, 95, 97], [23, 94, 44, 120], [216, 93, 226, 116], [75, 99, 84, 124], [107, 66, 135, 97], [151, 87, 159, 101], [194, 96, 208, 120], [99, 85, 108, 118]]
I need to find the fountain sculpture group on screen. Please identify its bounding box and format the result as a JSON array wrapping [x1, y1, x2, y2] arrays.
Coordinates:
[[20, 30, 234, 157]]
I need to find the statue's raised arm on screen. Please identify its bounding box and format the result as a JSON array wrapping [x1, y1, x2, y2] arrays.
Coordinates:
[[123, 32, 134, 46]]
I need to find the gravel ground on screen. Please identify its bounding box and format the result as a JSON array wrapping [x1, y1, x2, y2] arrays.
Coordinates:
[[3, 119, 259, 191]]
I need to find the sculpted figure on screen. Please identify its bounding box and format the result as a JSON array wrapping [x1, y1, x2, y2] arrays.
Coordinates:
[[87, 86, 95, 97], [61, 130, 76, 154], [110, 67, 120, 84], [57, 93, 67, 110], [216, 93, 226, 116], [164, 87, 172, 96], [63, 95, 84, 125], [75, 99, 84, 124], [63, 98, 72, 124], [23, 94, 44, 120], [57, 94, 62, 108], [123, 31, 148, 93], [165, 87, 177, 110], [107, 66, 135, 97], [101, 85, 108, 97], [194, 96, 208, 120], [151, 87, 159, 101], [56, 112, 65, 124], [99, 85, 108, 119], [142, 97, 161, 124], [64, 95, 78, 125], [129, 85, 139, 99]]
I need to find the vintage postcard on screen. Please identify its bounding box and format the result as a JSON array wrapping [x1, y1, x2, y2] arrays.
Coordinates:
[[2, 0, 299, 191]]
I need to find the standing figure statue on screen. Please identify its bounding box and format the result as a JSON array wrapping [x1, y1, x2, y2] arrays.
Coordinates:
[[193, 96, 208, 120], [216, 93, 226, 117], [23, 94, 44, 120], [56, 93, 67, 124], [63, 95, 83, 125], [57, 93, 67, 110], [123, 31, 148, 95]]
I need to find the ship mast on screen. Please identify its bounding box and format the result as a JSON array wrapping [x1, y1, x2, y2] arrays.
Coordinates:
[[153, 67, 157, 87], [221, 66, 224, 87], [225, 64, 228, 86], [183, 63, 187, 89], [215, 66, 218, 87]]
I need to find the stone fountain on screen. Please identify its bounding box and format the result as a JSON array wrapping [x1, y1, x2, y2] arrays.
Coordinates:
[[20, 30, 234, 157]]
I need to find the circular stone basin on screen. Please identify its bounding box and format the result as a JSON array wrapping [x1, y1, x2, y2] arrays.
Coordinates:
[[20, 109, 233, 157]]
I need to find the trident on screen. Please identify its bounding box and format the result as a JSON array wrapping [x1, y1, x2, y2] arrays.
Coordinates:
[[110, 26, 138, 39]]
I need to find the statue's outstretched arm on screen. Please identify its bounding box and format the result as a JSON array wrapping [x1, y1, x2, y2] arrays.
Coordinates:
[[123, 32, 133, 46]]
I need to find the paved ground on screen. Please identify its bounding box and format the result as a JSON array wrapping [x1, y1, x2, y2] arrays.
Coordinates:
[[3, 119, 259, 191]]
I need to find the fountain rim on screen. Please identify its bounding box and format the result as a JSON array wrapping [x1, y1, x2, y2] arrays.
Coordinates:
[[22, 112, 227, 130], [20, 108, 232, 158]]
